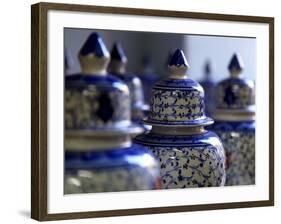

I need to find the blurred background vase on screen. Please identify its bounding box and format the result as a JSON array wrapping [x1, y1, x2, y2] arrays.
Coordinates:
[[199, 60, 216, 116], [210, 53, 255, 186], [137, 55, 159, 106], [134, 49, 226, 189], [108, 43, 149, 123], [64, 33, 161, 194]]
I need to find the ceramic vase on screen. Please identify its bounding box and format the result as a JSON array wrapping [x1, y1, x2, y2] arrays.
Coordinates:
[[64, 33, 161, 193], [134, 49, 226, 189], [210, 53, 255, 186], [108, 43, 148, 123]]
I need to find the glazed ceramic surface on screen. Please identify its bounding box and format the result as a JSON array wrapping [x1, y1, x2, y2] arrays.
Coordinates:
[[65, 144, 160, 193], [211, 53, 255, 186], [134, 49, 226, 189], [65, 74, 132, 131], [211, 121, 255, 185], [135, 130, 225, 188], [108, 43, 147, 122], [64, 33, 160, 193]]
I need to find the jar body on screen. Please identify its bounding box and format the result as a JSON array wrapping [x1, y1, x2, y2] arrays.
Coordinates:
[[134, 131, 226, 189], [210, 120, 255, 186], [65, 144, 161, 194]]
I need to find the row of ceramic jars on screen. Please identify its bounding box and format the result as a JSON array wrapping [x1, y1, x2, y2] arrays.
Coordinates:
[[64, 32, 226, 192], [64, 33, 161, 193], [65, 31, 254, 192]]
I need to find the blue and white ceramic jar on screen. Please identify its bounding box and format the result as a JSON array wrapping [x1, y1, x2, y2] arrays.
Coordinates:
[[211, 53, 255, 186], [134, 49, 226, 189], [108, 43, 148, 123], [64, 33, 161, 193], [199, 61, 216, 116]]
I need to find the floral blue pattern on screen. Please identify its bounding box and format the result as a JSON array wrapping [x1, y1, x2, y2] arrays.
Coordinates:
[[149, 88, 205, 122], [134, 131, 225, 188], [65, 74, 131, 130], [216, 78, 255, 109], [134, 49, 226, 189], [211, 53, 256, 186], [211, 121, 255, 185]]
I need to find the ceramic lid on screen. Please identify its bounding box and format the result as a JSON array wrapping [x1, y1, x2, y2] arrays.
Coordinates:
[[144, 49, 213, 127], [213, 53, 255, 121], [108, 42, 128, 74], [78, 32, 110, 75], [65, 33, 143, 135]]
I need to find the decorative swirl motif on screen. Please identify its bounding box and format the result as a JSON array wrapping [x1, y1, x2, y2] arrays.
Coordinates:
[[149, 145, 225, 188], [149, 89, 205, 121], [65, 88, 130, 129], [134, 131, 226, 188], [212, 121, 255, 185], [154, 78, 202, 89], [216, 78, 255, 109]]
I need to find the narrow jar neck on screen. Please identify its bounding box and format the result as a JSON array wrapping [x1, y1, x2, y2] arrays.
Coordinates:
[[151, 125, 206, 135]]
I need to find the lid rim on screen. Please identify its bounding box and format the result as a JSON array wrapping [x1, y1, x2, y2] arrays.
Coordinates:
[[143, 117, 214, 127]]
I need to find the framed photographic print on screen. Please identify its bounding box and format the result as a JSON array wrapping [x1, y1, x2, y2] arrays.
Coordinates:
[[31, 2, 274, 221]]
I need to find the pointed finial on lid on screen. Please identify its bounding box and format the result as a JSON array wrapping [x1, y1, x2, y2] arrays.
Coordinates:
[[78, 32, 110, 75], [108, 42, 127, 74], [79, 33, 109, 57], [168, 49, 189, 78], [228, 53, 244, 77], [110, 43, 128, 64]]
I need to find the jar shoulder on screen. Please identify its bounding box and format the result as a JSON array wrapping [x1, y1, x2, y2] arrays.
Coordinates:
[[65, 144, 156, 170], [65, 73, 127, 91], [211, 120, 255, 132], [134, 130, 223, 148]]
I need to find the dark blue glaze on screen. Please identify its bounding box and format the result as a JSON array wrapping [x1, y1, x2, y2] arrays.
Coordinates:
[[154, 78, 203, 90], [134, 130, 221, 147], [211, 120, 255, 132], [144, 117, 213, 126], [110, 43, 127, 62], [219, 77, 253, 88], [79, 33, 109, 57], [215, 77, 255, 109], [65, 144, 153, 170], [168, 49, 189, 67], [200, 80, 215, 92], [228, 53, 244, 72], [65, 73, 128, 91]]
